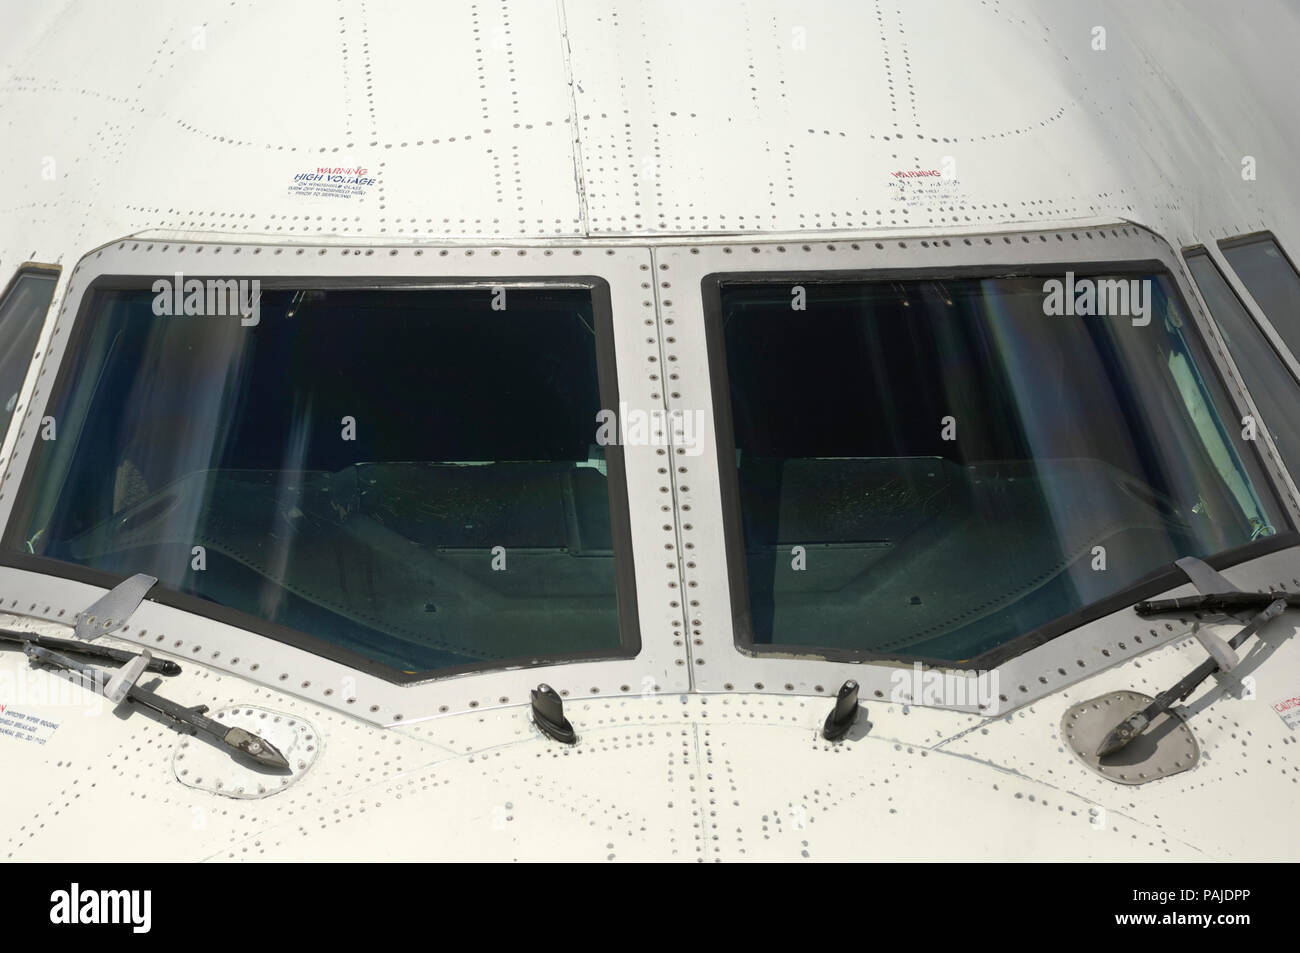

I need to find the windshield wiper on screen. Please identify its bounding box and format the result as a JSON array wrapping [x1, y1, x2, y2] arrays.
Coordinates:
[[1100, 595, 1287, 756], [0, 627, 181, 676], [1135, 591, 1300, 614], [24, 644, 290, 771], [1102, 554, 1294, 757]]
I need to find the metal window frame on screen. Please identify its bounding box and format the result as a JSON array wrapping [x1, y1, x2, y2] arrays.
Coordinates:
[[703, 260, 1293, 667], [653, 223, 1300, 712], [0, 261, 62, 452], [1211, 232, 1300, 387], [1180, 244, 1300, 508], [0, 238, 691, 725], [0, 261, 62, 301], [2, 273, 644, 682]]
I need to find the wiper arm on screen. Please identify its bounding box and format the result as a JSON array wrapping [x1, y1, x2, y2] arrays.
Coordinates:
[[24, 644, 290, 771], [0, 627, 181, 676], [1135, 591, 1300, 615], [1101, 594, 1289, 756]]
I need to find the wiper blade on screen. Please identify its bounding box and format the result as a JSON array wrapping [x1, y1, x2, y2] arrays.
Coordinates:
[[0, 627, 181, 676], [1135, 591, 1300, 615], [1100, 595, 1288, 756], [24, 644, 290, 771]]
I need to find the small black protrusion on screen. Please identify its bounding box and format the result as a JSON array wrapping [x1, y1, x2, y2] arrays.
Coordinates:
[[531, 683, 577, 745], [823, 679, 860, 741]]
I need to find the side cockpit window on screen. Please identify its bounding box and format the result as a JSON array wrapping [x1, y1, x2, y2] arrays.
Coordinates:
[[0, 266, 59, 443], [1184, 246, 1300, 481], [1219, 234, 1300, 362]]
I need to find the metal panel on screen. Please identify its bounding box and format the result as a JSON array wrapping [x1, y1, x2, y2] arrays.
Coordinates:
[[0, 237, 690, 724], [4, 0, 1300, 268], [1061, 691, 1200, 785], [653, 223, 1300, 712]]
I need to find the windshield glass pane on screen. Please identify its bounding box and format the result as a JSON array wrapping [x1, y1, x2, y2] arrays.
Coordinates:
[[1186, 249, 1300, 480], [715, 271, 1284, 662], [4, 283, 634, 675], [0, 270, 58, 442], [1220, 236, 1300, 359]]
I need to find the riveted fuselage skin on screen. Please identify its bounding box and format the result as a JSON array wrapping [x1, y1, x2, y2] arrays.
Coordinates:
[[2, 0, 1299, 861]]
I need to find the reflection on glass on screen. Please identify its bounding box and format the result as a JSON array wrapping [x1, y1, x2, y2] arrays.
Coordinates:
[[5, 286, 629, 674], [0, 271, 58, 442], [1220, 236, 1300, 359], [717, 273, 1283, 662], [1186, 248, 1300, 480]]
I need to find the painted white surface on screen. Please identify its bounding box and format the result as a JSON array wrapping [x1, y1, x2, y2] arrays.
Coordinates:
[[4, 604, 1297, 861], [1, 0, 1298, 860]]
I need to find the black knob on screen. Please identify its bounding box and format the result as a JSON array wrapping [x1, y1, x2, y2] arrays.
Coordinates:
[[822, 680, 860, 741], [531, 684, 577, 745]]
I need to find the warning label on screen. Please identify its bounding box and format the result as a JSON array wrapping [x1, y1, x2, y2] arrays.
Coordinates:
[[1273, 695, 1300, 731], [0, 706, 60, 745], [887, 168, 963, 211], [287, 165, 377, 200]]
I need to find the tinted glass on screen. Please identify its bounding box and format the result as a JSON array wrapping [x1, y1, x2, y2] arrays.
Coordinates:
[[5, 284, 632, 674], [1220, 236, 1300, 359], [1186, 248, 1300, 480], [716, 271, 1283, 662], [0, 270, 58, 442]]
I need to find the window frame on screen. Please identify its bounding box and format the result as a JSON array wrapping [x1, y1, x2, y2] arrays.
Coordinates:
[[1182, 242, 1300, 508], [0, 261, 62, 451], [3, 273, 645, 681], [702, 260, 1296, 670], [653, 224, 1300, 712], [0, 261, 61, 301], [1184, 243, 1298, 380], [1214, 231, 1300, 383], [0, 239, 690, 723]]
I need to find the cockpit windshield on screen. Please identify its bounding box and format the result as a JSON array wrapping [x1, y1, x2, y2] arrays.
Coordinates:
[[711, 269, 1287, 663], [3, 282, 636, 676]]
